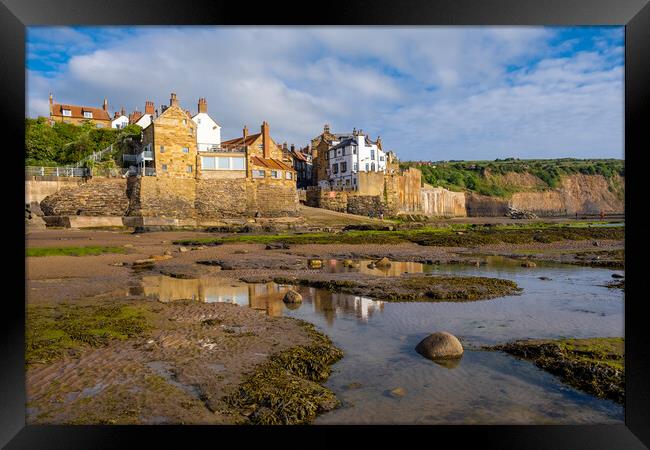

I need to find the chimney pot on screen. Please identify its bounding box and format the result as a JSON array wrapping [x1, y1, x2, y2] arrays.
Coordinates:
[[170, 93, 178, 106], [103, 98, 108, 111], [198, 97, 207, 113]]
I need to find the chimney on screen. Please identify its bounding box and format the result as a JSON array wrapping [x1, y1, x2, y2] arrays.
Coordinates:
[[323, 123, 330, 134], [198, 97, 207, 114], [170, 92, 178, 107], [291, 144, 295, 152], [103, 98, 108, 111], [243, 125, 248, 140], [261, 121, 271, 159], [49, 93, 53, 105], [120, 106, 126, 116], [376, 136, 382, 150], [114, 111, 120, 119], [145, 101, 154, 115]]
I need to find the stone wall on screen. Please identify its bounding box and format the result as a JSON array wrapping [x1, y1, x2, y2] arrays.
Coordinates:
[[26, 177, 85, 204], [133, 176, 197, 219], [195, 179, 248, 218], [40, 178, 130, 216], [246, 178, 300, 217], [465, 193, 510, 217], [347, 195, 385, 216], [421, 185, 466, 217]]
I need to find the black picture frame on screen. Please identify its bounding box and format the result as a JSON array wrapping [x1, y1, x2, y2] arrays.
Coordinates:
[[3, 0, 648, 448]]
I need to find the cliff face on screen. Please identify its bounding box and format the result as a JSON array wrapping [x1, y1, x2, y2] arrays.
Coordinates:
[[467, 174, 624, 217]]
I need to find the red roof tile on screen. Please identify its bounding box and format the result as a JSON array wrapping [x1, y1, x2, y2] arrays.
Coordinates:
[[221, 133, 262, 147], [50, 103, 111, 121], [250, 156, 294, 171]]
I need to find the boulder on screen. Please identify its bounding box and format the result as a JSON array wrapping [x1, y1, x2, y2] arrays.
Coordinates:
[[367, 262, 377, 269], [611, 273, 624, 279], [388, 387, 406, 397], [307, 259, 322, 269], [179, 246, 189, 253], [374, 257, 392, 268], [283, 289, 303, 303], [163, 250, 172, 256], [342, 259, 354, 268], [415, 332, 464, 360], [266, 242, 290, 250], [521, 261, 537, 268]]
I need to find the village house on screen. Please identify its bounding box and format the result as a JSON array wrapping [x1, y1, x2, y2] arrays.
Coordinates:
[[129, 101, 155, 129], [48, 93, 112, 128], [111, 107, 129, 129], [311, 125, 386, 189], [290, 145, 314, 189], [192, 98, 221, 151]]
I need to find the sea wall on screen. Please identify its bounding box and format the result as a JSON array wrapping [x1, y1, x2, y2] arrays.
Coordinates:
[[40, 178, 130, 217], [26, 177, 86, 204], [421, 185, 466, 217]]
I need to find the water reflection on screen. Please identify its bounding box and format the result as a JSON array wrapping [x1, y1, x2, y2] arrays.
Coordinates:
[[324, 259, 425, 277], [138, 275, 384, 324]]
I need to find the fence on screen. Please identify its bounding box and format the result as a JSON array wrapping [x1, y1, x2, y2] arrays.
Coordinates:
[[25, 166, 90, 178]]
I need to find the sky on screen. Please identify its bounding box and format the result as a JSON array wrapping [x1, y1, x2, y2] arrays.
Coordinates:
[[26, 26, 624, 161]]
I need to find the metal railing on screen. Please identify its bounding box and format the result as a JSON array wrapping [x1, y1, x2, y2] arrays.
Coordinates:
[[200, 145, 246, 153], [26, 166, 90, 178]]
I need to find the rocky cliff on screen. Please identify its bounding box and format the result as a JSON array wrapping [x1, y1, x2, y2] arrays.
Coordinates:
[[466, 174, 624, 217]]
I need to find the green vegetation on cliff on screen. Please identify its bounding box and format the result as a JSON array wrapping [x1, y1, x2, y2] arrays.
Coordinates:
[[402, 158, 624, 197], [25, 117, 141, 166]]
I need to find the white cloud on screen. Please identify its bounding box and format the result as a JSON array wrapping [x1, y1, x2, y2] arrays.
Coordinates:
[[27, 26, 623, 160]]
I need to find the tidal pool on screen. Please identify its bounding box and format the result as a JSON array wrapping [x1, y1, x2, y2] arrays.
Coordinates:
[[137, 259, 624, 424]]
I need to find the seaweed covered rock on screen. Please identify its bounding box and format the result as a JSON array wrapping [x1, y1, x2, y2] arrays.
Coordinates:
[[415, 331, 464, 360]]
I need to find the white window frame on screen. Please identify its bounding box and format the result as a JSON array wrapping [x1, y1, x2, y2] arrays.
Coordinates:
[[271, 170, 282, 179], [285, 171, 293, 180], [83, 111, 93, 119], [182, 147, 190, 153], [252, 169, 265, 178], [62, 109, 72, 117]]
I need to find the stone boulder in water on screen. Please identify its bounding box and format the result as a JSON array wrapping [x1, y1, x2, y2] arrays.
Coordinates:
[[283, 289, 303, 303], [415, 332, 464, 360], [374, 257, 392, 268]]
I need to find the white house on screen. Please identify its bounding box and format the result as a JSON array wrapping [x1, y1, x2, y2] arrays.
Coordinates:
[[326, 130, 386, 188], [111, 108, 129, 129], [129, 101, 155, 129], [192, 98, 221, 151]]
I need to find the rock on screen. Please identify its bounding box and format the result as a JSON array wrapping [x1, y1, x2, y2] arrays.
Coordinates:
[[149, 254, 173, 261], [415, 332, 464, 360], [388, 386, 407, 397], [345, 382, 363, 390], [342, 259, 354, 267], [163, 250, 172, 256], [593, 241, 600, 247], [388, 387, 406, 397], [367, 262, 376, 269], [521, 261, 537, 268], [283, 289, 303, 303], [133, 258, 156, 265], [234, 250, 249, 254], [307, 259, 322, 269], [611, 273, 624, 279], [179, 246, 188, 253], [507, 207, 538, 220], [266, 242, 290, 250], [538, 276, 551, 281], [109, 262, 125, 267], [374, 257, 392, 268], [123, 244, 134, 248]]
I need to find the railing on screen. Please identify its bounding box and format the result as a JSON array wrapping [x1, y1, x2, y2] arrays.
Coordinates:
[[123, 150, 153, 163], [123, 154, 137, 162], [26, 166, 90, 178], [200, 145, 246, 153]]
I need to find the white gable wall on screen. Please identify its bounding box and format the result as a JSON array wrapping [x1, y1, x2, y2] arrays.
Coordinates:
[[112, 115, 129, 129], [193, 112, 221, 151]]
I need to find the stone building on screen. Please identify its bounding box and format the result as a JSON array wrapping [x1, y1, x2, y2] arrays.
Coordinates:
[[290, 145, 313, 189], [48, 93, 112, 128]]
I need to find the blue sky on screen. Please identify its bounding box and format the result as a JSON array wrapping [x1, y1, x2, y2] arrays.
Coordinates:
[[26, 26, 624, 161]]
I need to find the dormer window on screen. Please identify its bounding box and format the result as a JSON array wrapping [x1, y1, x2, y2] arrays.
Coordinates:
[[83, 111, 93, 119], [62, 109, 71, 117]]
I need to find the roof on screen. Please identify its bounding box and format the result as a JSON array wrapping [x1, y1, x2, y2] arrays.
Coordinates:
[[291, 150, 309, 162], [50, 103, 111, 121], [221, 133, 262, 147], [250, 156, 294, 171], [329, 137, 358, 150]]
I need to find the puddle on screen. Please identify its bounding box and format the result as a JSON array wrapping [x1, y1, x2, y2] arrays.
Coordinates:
[[134, 262, 624, 424]]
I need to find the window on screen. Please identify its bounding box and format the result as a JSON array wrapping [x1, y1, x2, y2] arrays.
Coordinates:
[[370, 149, 375, 160], [162, 164, 168, 172], [252, 169, 265, 178], [231, 157, 245, 170], [201, 156, 216, 170], [365, 163, 369, 171], [340, 162, 347, 173], [329, 150, 334, 159], [332, 163, 338, 174], [182, 119, 187, 125], [96, 123, 104, 128], [182, 147, 190, 153], [217, 157, 230, 169], [186, 165, 193, 173], [337, 149, 342, 156], [271, 170, 281, 179], [160, 146, 165, 153], [371, 162, 376, 171], [353, 163, 358, 171], [62, 109, 71, 116], [83, 111, 93, 119], [353, 148, 357, 155], [197, 118, 201, 124], [285, 171, 293, 180], [380, 156, 384, 161], [258, 144, 263, 150], [341, 148, 345, 156]]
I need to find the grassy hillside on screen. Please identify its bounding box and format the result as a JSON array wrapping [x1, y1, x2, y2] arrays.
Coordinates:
[[25, 117, 141, 167], [401, 158, 624, 197]]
